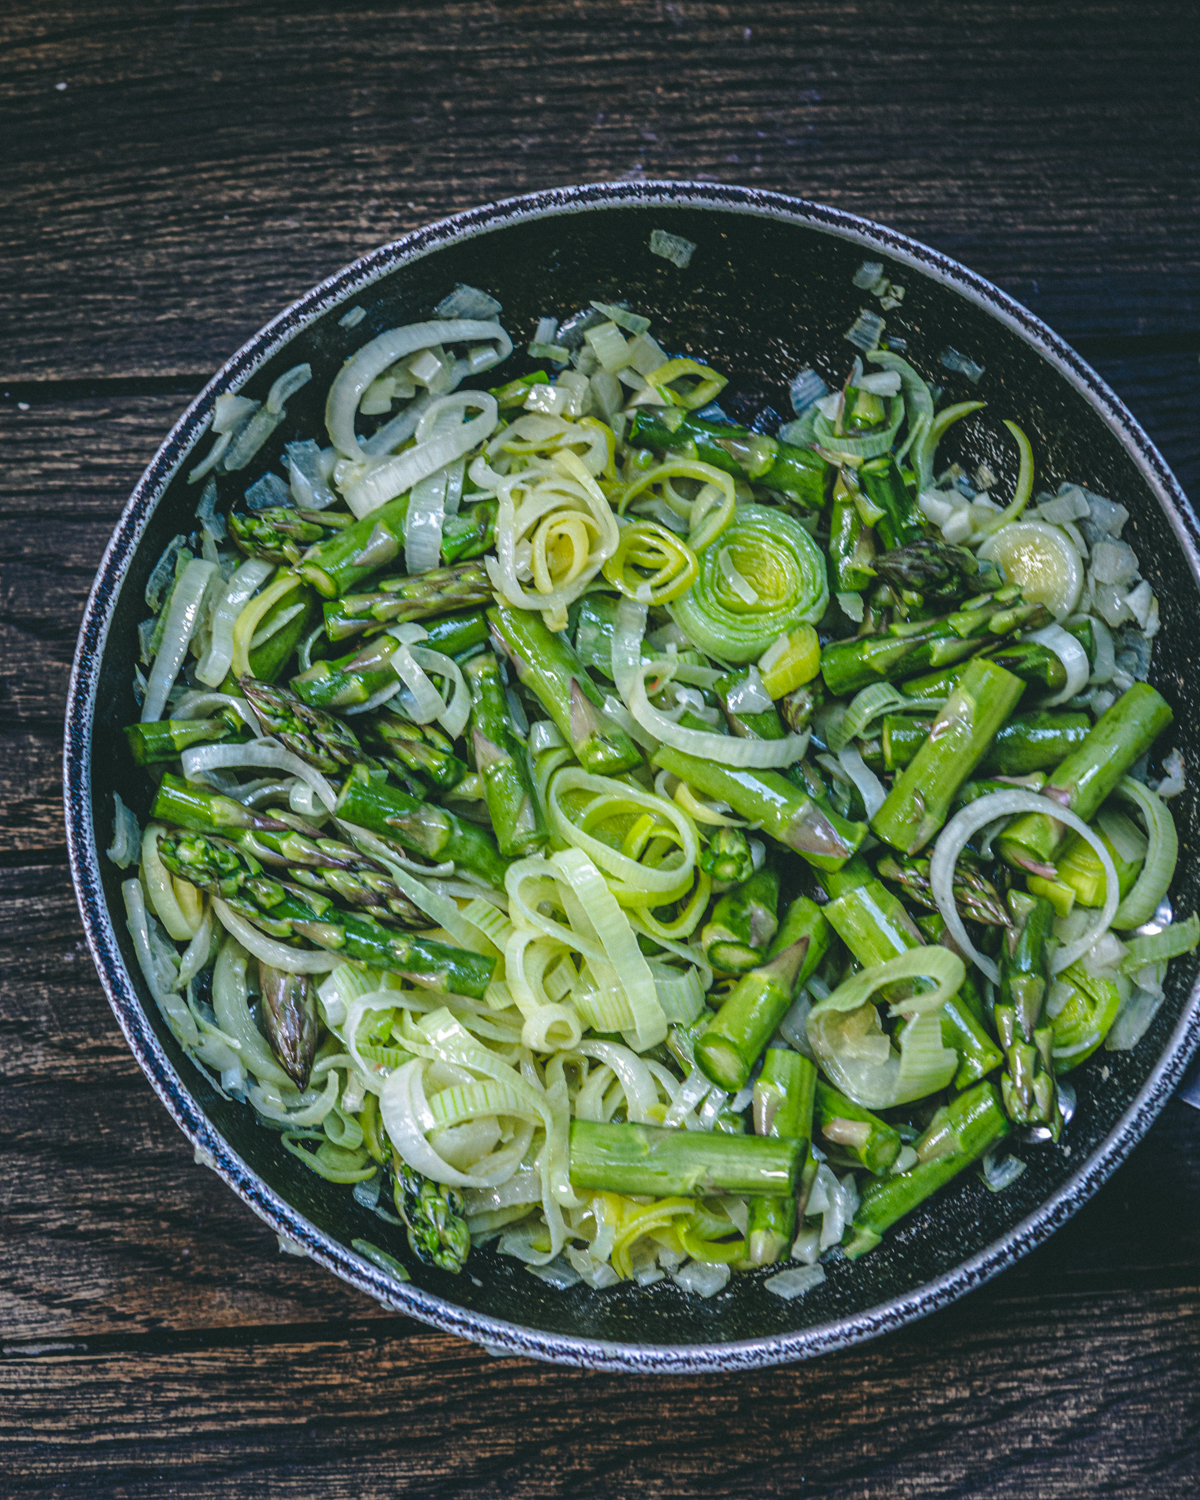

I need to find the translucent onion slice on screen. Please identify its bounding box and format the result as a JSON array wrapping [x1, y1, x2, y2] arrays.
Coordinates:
[[195, 558, 275, 687], [182, 741, 337, 812], [930, 790, 1119, 983], [1112, 776, 1179, 929], [342, 390, 499, 519], [612, 597, 809, 769], [211, 898, 342, 973], [326, 319, 511, 460], [411, 646, 470, 739], [1026, 623, 1091, 707], [836, 744, 887, 818], [404, 465, 449, 574], [141, 558, 219, 722], [977, 519, 1082, 620]]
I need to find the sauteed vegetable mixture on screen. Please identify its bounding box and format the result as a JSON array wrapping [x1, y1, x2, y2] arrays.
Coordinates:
[[108, 252, 1195, 1299]]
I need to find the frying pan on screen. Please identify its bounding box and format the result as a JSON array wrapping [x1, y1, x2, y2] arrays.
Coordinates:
[[63, 181, 1200, 1373]]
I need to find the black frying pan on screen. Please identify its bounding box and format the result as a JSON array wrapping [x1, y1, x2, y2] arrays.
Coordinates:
[[64, 182, 1200, 1373]]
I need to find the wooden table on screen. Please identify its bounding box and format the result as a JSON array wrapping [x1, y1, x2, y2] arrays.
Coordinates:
[[3, 3, 1199, 1493]]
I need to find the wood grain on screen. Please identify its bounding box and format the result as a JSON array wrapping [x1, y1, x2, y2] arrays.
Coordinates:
[[2, 1, 1199, 1494], [2, 1, 1199, 381]]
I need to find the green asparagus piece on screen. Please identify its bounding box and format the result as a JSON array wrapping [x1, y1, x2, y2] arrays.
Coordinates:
[[393, 1158, 471, 1273], [289, 608, 489, 710], [152, 772, 302, 836], [859, 455, 923, 550], [829, 474, 876, 593], [440, 500, 497, 565], [628, 407, 830, 508], [778, 678, 825, 735], [297, 495, 411, 598], [875, 850, 1010, 927], [322, 559, 494, 643], [701, 866, 781, 973], [489, 370, 549, 407], [229, 505, 353, 566], [360, 712, 470, 792], [124, 711, 249, 765], [822, 862, 1003, 1088], [871, 658, 1026, 854], [699, 825, 755, 884], [240, 676, 365, 775], [901, 618, 1096, 701], [843, 1081, 1010, 1258], [813, 1079, 902, 1175], [464, 651, 547, 857], [695, 901, 829, 1092], [870, 538, 1001, 603], [820, 587, 1050, 698], [880, 710, 1090, 777], [715, 669, 787, 741], [258, 961, 319, 1089], [222, 585, 319, 690], [157, 831, 495, 998], [995, 893, 1062, 1136], [747, 1049, 817, 1265], [488, 603, 642, 776], [568, 1119, 803, 1198], [652, 745, 867, 871], [998, 684, 1174, 874], [335, 764, 509, 888]]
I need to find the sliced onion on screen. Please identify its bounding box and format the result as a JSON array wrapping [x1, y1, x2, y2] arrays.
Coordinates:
[[195, 558, 275, 687], [404, 467, 449, 573], [1078, 613, 1115, 684], [211, 898, 341, 972], [411, 646, 470, 739], [182, 742, 337, 812], [837, 744, 887, 818], [326, 320, 510, 460], [930, 791, 1119, 983], [977, 519, 1082, 620], [612, 598, 808, 769], [1112, 776, 1178, 929], [386, 632, 446, 725], [341, 390, 500, 518], [1026, 624, 1090, 707], [141, 558, 219, 722], [724, 666, 772, 715]]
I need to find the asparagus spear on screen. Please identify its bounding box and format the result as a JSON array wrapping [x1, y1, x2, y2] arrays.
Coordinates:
[[819, 587, 1050, 698], [871, 658, 1026, 854], [695, 898, 830, 1092], [628, 407, 830, 508], [879, 710, 1090, 777], [859, 455, 923, 550], [125, 711, 249, 765], [995, 893, 1062, 1135], [157, 831, 495, 998], [464, 651, 547, 857], [843, 1080, 1009, 1258], [701, 866, 781, 972], [875, 850, 1010, 927], [829, 473, 876, 593], [747, 1049, 818, 1266], [998, 683, 1174, 875], [714, 669, 787, 741], [360, 712, 470, 792], [393, 1159, 471, 1273], [440, 500, 497, 565], [568, 1119, 803, 1198], [699, 825, 755, 884], [240, 676, 365, 775], [322, 559, 494, 643], [153, 772, 307, 836], [813, 1079, 902, 1175], [258, 961, 319, 1088], [652, 745, 867, 871], [335, 764, 509, 888], [223, 585, 319, 690], [229, 505, 353, 566], [488, 603, 642, 776], [870, 537, 1001, 602], [900, 617, 1096, 700], [778, 679, 825, 735], [289, 608, 489, 710], [297, 494, 411, 598]]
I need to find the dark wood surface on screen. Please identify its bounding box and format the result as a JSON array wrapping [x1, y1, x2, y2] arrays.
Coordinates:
[[3, 3, 1199, 1494]]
